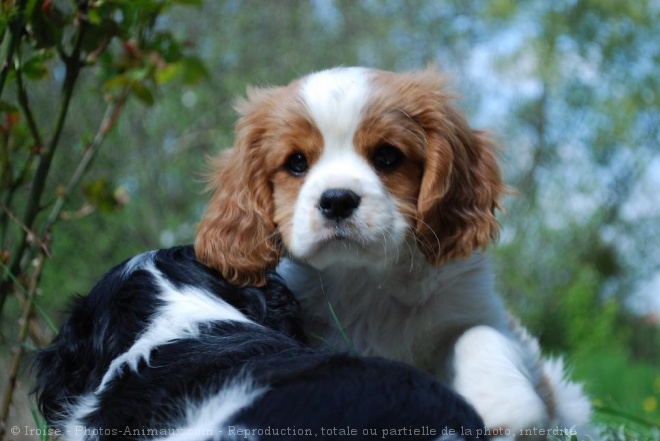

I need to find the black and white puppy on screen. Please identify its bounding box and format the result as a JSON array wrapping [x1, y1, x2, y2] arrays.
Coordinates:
[[35, 246, 487, 441]]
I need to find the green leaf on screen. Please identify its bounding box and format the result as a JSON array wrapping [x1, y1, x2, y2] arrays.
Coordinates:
[[81, 17, 122, 53], [130, 81, 155, 106], [82, 178, 127, 212], [87, 8, 102, 26], [127, 67, 150, 82], [29, 13, 59, 49], [21, 54, 49, 80], [23, 0, 42, 24], [180, 56, 209, 85], [151, 32, 183, 62], [154, 62, 182, 85], [103, 73, 130, 90]]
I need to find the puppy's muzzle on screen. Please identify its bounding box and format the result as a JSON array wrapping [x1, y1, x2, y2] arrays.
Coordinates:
[[318, 189, 361, 221]]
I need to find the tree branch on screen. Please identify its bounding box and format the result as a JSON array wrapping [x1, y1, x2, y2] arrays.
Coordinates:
[[0, 0, 27, 99], [1, 203, 50, 257], [44, 89, 129, 232], [0, 253, 44, 440], [0, 1, 89, 315], [0, 46, 45, 241], [15, 46, 43, 148]]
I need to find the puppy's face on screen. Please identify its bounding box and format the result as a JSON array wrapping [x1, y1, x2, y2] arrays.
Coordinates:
[[272, 69, 424, 269], [196, 67, 503, 286]]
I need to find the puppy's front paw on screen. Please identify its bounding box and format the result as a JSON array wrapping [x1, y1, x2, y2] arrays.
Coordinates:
[[451, 326, 550, 439]]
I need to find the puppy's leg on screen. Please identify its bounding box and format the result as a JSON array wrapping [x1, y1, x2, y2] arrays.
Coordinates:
[[451, 326, 550, 439]]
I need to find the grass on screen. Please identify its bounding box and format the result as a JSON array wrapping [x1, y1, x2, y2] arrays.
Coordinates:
[[594, 406, 660, 441], [572, 349, 660, 429], [28, 407, 52, 441]]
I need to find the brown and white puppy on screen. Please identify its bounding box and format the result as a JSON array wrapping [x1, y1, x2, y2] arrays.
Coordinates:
[[195, 67, 592, 439]]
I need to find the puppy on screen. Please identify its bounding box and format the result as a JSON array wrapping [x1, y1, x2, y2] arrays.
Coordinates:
[[195, 67, 593, 439], [34, 246, 487, 441]]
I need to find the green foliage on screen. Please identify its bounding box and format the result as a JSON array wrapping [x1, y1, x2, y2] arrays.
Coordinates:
[[28, 407, 49, 441], [0, 0, 206, 305], [0, 0, 205, 435], [561, 267, 623, 353], [573, 351, 660, 440], [574, 350, 660, 421]]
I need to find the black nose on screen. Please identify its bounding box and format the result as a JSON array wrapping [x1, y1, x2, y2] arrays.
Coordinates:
[[318, 189, 361, 221]]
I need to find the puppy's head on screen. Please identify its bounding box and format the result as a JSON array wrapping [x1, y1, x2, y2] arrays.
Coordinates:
[[195, 67, 504, 286]]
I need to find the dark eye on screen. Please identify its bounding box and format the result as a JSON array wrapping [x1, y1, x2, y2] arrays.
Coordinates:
[[372, 144, 404, 172], [285, 152, 308, 176]]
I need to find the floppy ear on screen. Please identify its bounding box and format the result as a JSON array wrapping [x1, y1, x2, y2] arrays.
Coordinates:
[[195, 88, 281, 287], [415, 106, 504, 265]]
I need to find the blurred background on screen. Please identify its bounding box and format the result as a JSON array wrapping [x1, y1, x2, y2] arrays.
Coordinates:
[[1, 0, 658, 439]]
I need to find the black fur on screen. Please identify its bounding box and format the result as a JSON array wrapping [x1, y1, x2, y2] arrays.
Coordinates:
[[34, 245, 487, 440]]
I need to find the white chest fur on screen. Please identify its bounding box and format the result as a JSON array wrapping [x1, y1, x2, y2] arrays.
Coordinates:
[[277, 251, 508, 380]]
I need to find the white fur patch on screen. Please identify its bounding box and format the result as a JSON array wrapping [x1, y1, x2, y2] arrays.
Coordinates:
[[154, 379, 266, 441], [120, 250, 157, 279], [57, 381, 264, 441], [301, 67, 370, 147], [97, 263, 252, 392], [451, 326, 548, 434], [541, 357, 592, 432], [60, 394, 100, 441]]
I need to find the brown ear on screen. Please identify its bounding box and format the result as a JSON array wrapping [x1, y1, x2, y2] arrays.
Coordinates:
[[194, 88, 281, 287], [415, 113, 504, 264]]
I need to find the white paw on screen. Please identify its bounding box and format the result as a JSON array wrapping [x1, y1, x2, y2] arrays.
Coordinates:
[[451, 326, 549, 437]]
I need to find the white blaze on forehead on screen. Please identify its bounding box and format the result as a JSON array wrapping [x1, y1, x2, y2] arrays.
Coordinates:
[[297, 67, 377, 205], [288, 67, 410, 267], [299, 67, 376, 193], [301, 67, 371, 148]]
